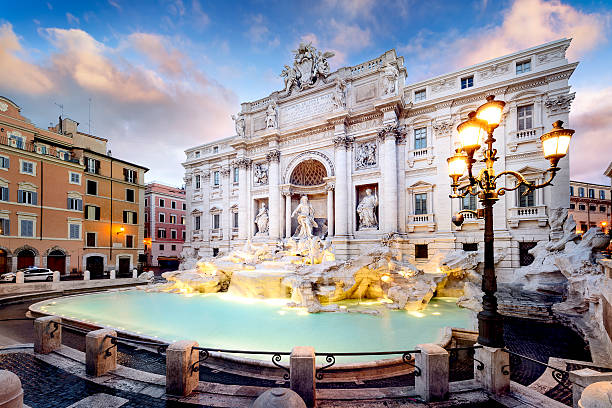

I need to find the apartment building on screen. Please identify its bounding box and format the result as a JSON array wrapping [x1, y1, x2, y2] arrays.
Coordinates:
[[144, 183, 185, 270], [569, 180, 611, 234], [0, 95, 147, 276]]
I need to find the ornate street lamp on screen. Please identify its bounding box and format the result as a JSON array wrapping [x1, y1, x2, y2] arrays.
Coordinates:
[[447, 95, 574, 348]]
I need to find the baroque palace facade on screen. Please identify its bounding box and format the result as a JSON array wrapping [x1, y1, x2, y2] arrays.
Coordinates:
[[182, 39, 575, 282]]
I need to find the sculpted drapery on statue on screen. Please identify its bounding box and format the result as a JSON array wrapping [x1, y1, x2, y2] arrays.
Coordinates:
[[255, 203, 269, 234], [232, 112, 245, 137], [280, 42, 335, 96], [265, 101, 278, 129], [357, 188, 378, 229], [291, 195, 318, 239]]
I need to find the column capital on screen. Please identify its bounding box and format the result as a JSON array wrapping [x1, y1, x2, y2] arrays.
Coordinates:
[[235, 157, 252, 169], [325, 182, 335, 191], [377, 123, 406, 143], [266, 149, 281, 162], [202, 171, 211, 180], [220, 167, 231, 177], [333, 135, 354, 148]]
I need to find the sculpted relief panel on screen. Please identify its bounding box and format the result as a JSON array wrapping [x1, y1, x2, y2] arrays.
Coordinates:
[[355, 141, 377, 169]]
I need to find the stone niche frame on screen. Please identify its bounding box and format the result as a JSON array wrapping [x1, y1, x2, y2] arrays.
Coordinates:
[[252, 197, 269, 237], [354, 183, 380, 234]]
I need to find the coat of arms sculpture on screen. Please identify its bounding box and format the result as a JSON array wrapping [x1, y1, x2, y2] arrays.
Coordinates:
[[280, 42, 335, 96]]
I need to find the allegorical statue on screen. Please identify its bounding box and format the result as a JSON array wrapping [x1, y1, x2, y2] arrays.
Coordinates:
[[291, 195, 318, 239], [255, 203, 269, 234], [357, 188, 378, 229], [265, 101, 277, 128], [381, 62, 399, 96], [231, 112, 245, 137]]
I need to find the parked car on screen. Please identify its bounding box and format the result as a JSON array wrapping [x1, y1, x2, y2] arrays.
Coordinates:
[[0, 267, 54, 282]]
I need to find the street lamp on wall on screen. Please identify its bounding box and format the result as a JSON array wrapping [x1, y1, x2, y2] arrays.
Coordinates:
[[447, 95, 574, 348]]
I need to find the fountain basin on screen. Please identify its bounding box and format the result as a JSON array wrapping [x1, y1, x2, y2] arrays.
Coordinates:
[[30, 289, 472, 367]]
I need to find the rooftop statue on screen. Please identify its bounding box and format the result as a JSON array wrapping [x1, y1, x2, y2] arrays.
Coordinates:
[[280, 42, 335, 96]]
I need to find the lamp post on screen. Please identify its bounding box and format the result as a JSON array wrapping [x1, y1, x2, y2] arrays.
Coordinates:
[[447, 95, 574, 348]]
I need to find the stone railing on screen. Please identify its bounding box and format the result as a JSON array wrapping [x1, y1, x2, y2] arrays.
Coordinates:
[[210, 228, 223, 240], [407, 213, 436, 232], [507, 205, 548, 228], [350, 57, 383, 76]]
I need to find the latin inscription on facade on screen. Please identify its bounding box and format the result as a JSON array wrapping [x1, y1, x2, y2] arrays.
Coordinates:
[[280, 93, 333, 126]]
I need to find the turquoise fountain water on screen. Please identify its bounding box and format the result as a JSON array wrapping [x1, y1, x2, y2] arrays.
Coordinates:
[[37, 290, 472, 363]]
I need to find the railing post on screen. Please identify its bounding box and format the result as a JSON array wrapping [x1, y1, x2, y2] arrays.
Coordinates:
[[415, 343, 449, 402], [132, 269, 137, 279], [84, 270, 90, 280], [15, 271, 24, 284], [0, 369, 23, 408], [166, 341, 199, 397], [110, 269, 116, 280], [475, 346, 509, 395], [569, 368, 612, 408], [34, 316, 61, 354], [290, 346, 316, 408], [52, 271, 60, 282], [85, 329, 116, 376]]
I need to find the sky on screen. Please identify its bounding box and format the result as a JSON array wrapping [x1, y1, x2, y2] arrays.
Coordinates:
[[1, 0, 611, 186]]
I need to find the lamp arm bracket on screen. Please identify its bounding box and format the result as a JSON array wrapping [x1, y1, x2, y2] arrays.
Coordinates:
[[494, 167, 558, 196], [451, 184, 479, 199]]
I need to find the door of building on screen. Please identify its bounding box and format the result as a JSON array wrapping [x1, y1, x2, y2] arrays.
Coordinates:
[[47, 250, 66, 274], [86, 256, 104, 279], [118, 257, 130, 277], [17, 249, 35, 270], [0, 250, 7, 274]]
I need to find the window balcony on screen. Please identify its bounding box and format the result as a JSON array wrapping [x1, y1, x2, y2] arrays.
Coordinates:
[[210, 228, 223, 240], [407, 146, 434, 167], [508, 127, 543, 152], [507, 205, 548, 228], [407, 213, 436, 232]]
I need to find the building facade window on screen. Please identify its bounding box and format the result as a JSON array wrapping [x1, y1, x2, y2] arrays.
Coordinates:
[[67, 197, 83, 211], [517, 104, 533, 130], [213, 213, 220, 229], [578, 187, 585, 197], [159, 213, 165, 223], [569, 203, 575, 209], [182, 203, 186, 210], [86, 232, 96, 247], [463, 243, 478, 252], [69, 224, 80, 239], [123, 211, 138, 224], [20, 160, 34, 175], [578, 204, 586, 211], [20, 219, 34, 237], [516, 60, 531, 74], [588, 188, 595, 198], [0, 218, 10, 235], [181, 216, 185, 225], [518, 184, 535, 207], [213, 171, 220, 186], [415, 244, 428, 259], [171, 244, 176, 251], [600, 190, 606, 200], [85, 158, 100, 174], [85, 205, 101, 220], [233, 212, 239, 228], [182, 230, 186, 240], [0, 186, 8, 202], [69, 172, 81, 184], [86, 180, 97, 195], [195, 175, 201, 189], [157, 229, 166, 238], [170, 214, 177, 224], [126, 189, 135, 202], [125, 235, 134, 248], [159, 244, 165, 250], [233, 167, 239, 183], [460, 76, 474, 89], [414, 127, 427, 150], [145, 198, 148, 206], [213, 146, 219, 154], [195, 216, 201, 230], [414, 89, 426, 102], [18, 190, 37, 205], [171, 230, 177, 239], [124, 168, 137, 183], [414, 193, 427, 215], [600, 205, 607, 212], [462, 195, 477, 211], [570, 186, 574, 196], [519, 242, 537, 266], [171, 201, 176, 209], [159, 198, 165, 207], [0, 155, 9, 169], [589, 205, 596, 212]]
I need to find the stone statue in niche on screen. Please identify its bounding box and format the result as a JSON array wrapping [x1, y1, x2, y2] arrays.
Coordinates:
[[357, 188, 378, 229], [231, 112, 245, 137], [331, 78, 347, 110], [355, 142, 377, 169], [291, 195, 318, 239], [254, 163, 268, 185], [255, 203, 269, 234], [265, 101, 277, 128], [381, 62, 399, 96]]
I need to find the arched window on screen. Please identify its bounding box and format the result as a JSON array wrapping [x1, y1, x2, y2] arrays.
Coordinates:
[[290, 160, 327, 186]]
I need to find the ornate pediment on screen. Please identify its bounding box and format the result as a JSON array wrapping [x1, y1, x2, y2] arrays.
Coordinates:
[[280, 42, 335, 96]]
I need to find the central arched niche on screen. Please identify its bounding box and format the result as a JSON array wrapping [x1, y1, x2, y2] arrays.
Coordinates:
[[288, 159, 329, 237]]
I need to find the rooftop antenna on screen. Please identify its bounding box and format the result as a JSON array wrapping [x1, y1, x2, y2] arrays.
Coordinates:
[[54, 102, 64, 119]]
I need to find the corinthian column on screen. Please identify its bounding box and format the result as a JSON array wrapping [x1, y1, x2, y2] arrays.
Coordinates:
[[237, 158, 251, 240], [284, 191, 292, 238], [378, 123, 403, 234], [334, 136, 349, 237], [326, 183, 335, 237], [267, 149, 281, 239]]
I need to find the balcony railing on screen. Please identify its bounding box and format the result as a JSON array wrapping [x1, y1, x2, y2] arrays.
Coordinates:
[[0, 135, 81, 163], [407, 213, 436, 232], [508, 205, 548, 228]]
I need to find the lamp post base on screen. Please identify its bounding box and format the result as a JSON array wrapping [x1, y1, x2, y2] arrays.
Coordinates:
[[477, 310, 505, 348]]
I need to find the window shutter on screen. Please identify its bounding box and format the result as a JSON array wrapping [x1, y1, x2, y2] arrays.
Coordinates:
[[17, 190, 22, 203], [133, 212, 137, 224], [5, 219, 9, 236], [32, 192, 37, 205], [77, 199, 83, 211], [67, 198, 71, 209], [123, 211, 127, 223], [5, 157, 8, 168], [1, 187, 7, 201], [95, 206, 100, 220]]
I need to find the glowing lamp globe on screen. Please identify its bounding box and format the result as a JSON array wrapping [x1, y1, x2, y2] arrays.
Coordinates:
[[540, 120, 574, 167], [447, 152, 467, 178], [457, 112, 486, 157], [476, 95, 506, 128]]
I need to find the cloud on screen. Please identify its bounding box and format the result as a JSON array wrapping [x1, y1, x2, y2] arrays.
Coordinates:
[[66, 12, 80, 26], [246, 14, 269, 44], [399, 0, 609, 80], [108, 0, 121, 11], [1, 23, 237, 185], [328, 19, 371, 53], [0, 23, 54, 94], [569, 86, 612, 184], [321, 0, 376, 20], [191, 0, 210, 26]]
